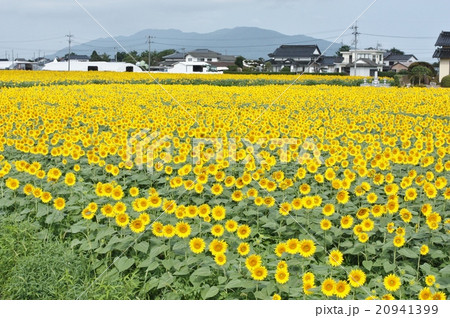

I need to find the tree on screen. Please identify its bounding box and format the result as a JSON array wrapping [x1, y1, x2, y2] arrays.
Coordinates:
[[408, 61, 436, 77], [123, 51, 139, 64], [264, 61, 273, 72], [410, 66, 432, 85], [388, 47, 404, 55], [90, 50, 101, 61], [235, 56, 245, 68], [100, 53, 110, 62], [336, 45, 350, 57]]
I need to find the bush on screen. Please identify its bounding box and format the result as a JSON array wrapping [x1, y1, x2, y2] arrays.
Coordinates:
[[441, 75, 450, 87]]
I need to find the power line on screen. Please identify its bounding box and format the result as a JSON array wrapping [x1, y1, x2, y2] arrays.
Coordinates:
[[361, 33, 435, 39]]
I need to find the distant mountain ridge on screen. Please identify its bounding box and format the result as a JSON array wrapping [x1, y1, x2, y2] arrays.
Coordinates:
[[52, 27, 341, 60]]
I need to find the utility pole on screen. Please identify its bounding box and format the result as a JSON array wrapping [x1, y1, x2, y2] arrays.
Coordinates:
[[351, 22, 359, 76], [66, 32, 73, 71], [114, 47, 117, 62], [147, 35, 154, 71]]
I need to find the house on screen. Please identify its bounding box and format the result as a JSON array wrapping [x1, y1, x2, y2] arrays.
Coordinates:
[[318, 56, 344, 73], [267, 45, 321, 73], [383, 53, 417, 71], [43, 60, 143, 72], [0, 59, 36, 70], [390, 62, 410, 73], [433, 31, 450, 82], [336, 49, 384, 76], [167, 61, 213, 73], [161, 49, 235, 72]]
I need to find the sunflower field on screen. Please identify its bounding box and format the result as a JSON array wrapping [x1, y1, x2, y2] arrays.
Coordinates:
[[0, 71, 449, 300]]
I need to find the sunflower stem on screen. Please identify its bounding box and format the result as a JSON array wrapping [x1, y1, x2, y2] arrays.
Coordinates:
[[416, 254, 421, 281]]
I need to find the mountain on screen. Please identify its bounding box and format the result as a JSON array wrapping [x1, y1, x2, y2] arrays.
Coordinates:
[[52, 27, 341, 60]]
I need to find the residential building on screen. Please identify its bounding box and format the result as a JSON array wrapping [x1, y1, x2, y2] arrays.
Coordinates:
[[318, 56, 344, 73], [267, 45, 321, 73], [433, 31, 450, 82], [336, 49, 384, 76], [161, 49, 235, 72], [43, 60, 143, 72], [383, 53, 417, 71]]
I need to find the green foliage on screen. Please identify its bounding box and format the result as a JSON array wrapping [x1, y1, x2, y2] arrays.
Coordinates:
[[336, 45, 350, 57], [410, 66, 432, 85], [408, 61, 436, 77], [235, 56, 245, 68], [441, 75, 450, 87]]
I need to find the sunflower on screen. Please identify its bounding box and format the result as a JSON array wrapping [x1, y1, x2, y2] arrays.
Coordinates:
[[53, 197, 65, 211], [81, 208, 95, 220], [340, 215, 354, 229], [366, 192, 377, 203], [358, 232, 369, 243], [418, 287, 432, 300], [404, 188, 417, 201], [431, 292, 446, 300], [251, 266, 268, 281], [382, 294, 395, 300], [335, 280, 351, 299], [113, 201, 127, 214], [237, 224, 251, 239], [321, 278, 336, 297], [303, 282, 315, 295], [163, 224, 176, 238], [275, 270, 290, 284], [129, 219, 145, 233], [336, 190, 349, 204], [23, 183, 34, 195], [101, 204, 115, 218], [322, 203, 335, 216], [152, 222, 164, 237], [176, 222, 191, 238], [139, 212, 151, 225], [275, 242, 287, 257], [285, 238, 299, 254], [5, 178, 19, 190], [211, 224, 225, 237], [115, 213, 129, 228], [198, 204, 211, 217], [302, 272, 315, 284], [64, 173, 76, 186], [384, 273, 401, 292], [225, 219, 238, 232], [245, 254, 262, 271], [361, 218, 374, 232], [329, 249, 343, 267], [279, 202, 291, 216], [425, 275, 435, 287], [348, 269, 366, 287], [41, 191, 52, 203], [237, 242, 250, 256], [298, 239, 316, 258], [420, 244, 429, 255], [214, 253, 227, 266], [276, 260, 288, 272], [393, 235, 405, 247], [189, 237, 205, 254], [210, 183, 223, 196], [320, 219, 332, 231], [209, 239, 228, 256], [211, 205, 226, 221], [400, 209, 412, 223], [272, 293, 281, 300], [292, 198, 303, 210], [162, 199, 177, 214]]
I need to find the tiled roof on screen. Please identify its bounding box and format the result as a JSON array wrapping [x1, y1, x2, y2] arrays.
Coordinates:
[[433, 48, 450, 59], [346, 58, 379, 68], [435, 31, 450, 46], [268, 45, 321, 58], [385, 54, 416, 61]]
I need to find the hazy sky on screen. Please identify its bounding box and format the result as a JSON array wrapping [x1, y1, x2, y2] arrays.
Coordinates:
[[0, 0, 448, 61]]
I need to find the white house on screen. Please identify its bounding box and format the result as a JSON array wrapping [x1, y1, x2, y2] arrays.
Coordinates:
[[161, 49, 235, 72], [336, 49, 384, 76], [42, 60, 143, 72], [433, 31, 450, 82], [167, 61, 216, 73]]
